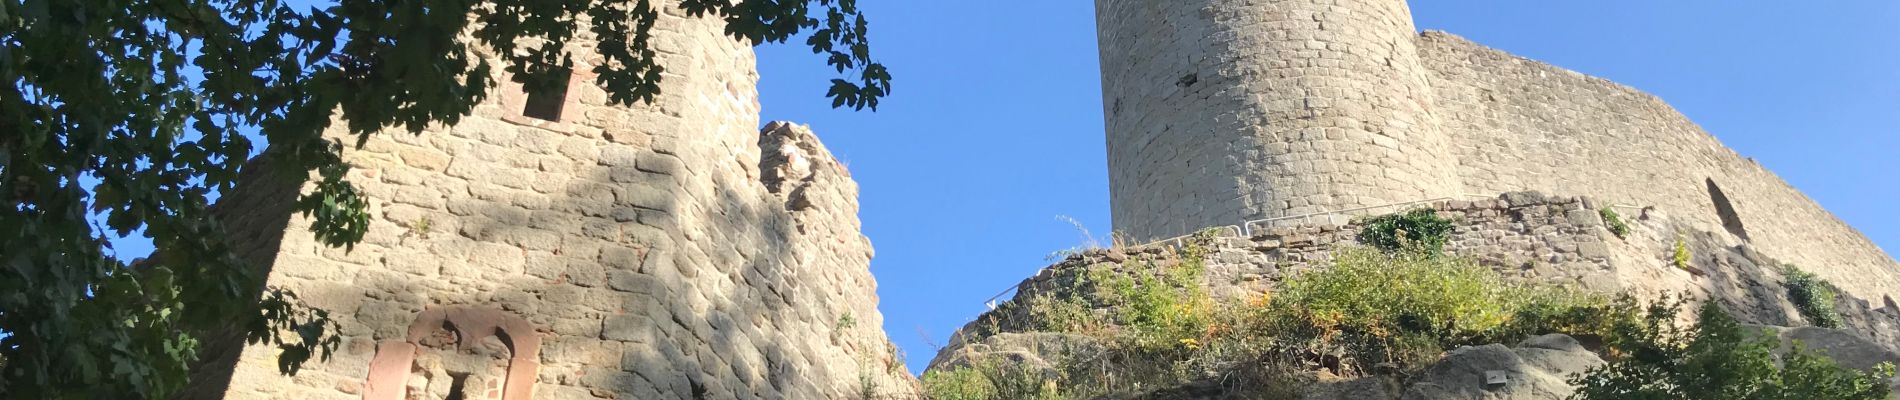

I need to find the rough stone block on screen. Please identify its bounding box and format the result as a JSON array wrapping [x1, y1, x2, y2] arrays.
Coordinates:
[[602, 314, 656, 343]]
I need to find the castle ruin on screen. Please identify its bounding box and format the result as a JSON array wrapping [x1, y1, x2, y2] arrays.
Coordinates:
[[181, 4, 920, 399], [1096, 0, 1900, 300], [180, 0, 1900, 398], [924, 3, 1900, 393]]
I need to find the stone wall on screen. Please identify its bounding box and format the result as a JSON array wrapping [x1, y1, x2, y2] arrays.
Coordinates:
[[1418, 31, 1900, 301], [1094, 0, 1899, 303], [938, 192, 1900, 368], [184, 5, 919, 400], [1096, 0, 1465, 241]]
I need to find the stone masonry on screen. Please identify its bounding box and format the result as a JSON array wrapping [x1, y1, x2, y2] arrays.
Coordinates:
[[1098, 0, 1465, 239], [1094, 0, 1900, 301], [181, 4, 920, 400], [936, 192, 1900, 371]]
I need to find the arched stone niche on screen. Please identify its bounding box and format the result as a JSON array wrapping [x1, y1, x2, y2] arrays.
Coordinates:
[[361, 306, 541, 400]]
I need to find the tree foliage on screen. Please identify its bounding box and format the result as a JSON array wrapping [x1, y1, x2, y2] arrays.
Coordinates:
[[0, 0, 886, 397], [1571, 299, 1894, 400]]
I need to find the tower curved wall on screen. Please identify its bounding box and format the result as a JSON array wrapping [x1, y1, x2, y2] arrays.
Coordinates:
[[1097, 0, 1465, 240]]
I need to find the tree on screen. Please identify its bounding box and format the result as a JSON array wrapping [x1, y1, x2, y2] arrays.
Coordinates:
[[1570, 300, 1894, 400], [0, 0, 889, 397]]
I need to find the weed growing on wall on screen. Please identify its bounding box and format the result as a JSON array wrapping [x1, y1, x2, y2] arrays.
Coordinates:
[[1780, 265, 1844, 329], [1571, 298, 1893, 400], [1673, 235, 1693, 271], [1357, 209, 1455, 253], [1599, 207, 1630, 239]]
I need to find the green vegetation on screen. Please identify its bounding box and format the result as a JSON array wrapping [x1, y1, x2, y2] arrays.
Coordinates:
[[1600, 207, 1631, 239], [921, 365, 994, 400], [927, 243, 1622, 399], [1357, 209, 1456, 253], [921, 359, 1063, 400], [1674, 235, 1694, 271], [408, 216, 435, 239], [1571, 298, 1893, 400], [838, 311, 859, 330], [1780, 265, 1845, 329], [928, 212, 1888, 400], [1261, 249, 1618, 371]]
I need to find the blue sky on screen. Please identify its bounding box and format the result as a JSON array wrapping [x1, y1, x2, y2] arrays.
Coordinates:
[[752, 1, 1900, 373]]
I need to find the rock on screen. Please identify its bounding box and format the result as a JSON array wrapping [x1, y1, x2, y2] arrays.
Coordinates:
[[927, 332, 1106, 375], [1746, 324, 1900, 394], [1401, 334, 1603, 400], [1501, 191, 1550, 208], [1300, 373, 1399, 400]]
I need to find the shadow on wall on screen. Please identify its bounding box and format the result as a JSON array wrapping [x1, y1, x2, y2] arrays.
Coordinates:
[[180, 122, 906, 399], [367, 123, 831, 399], [176, 157, 305, 400], [1706, 178, 1750, 242]]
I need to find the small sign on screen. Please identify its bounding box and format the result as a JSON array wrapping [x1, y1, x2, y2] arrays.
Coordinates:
[[1485, 370, 1509, 386]]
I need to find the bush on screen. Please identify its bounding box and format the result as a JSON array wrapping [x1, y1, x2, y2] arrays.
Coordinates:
[[947, 234, 1228, 398], [1571, 298, 1894, 400], [1781, 265, 1844, 329], [1357, 209, 1455, 253], [1260, 248, 1612, 372], [921, 359, 1064, 400], [1089, 251, 1212, 353], [1599, 207, 1630, 239], [1024, 293, 1102, 335], [1673, 235, 1693, 271]]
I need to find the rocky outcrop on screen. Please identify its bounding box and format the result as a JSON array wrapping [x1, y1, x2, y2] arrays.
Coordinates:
[[1082, 334, 1601, 400], [1749, 324, 1900, 394], [937, 192, 1900, 366], [929, 192, 1900, 400], [928, 332, 1105, 375], [1401, 334, 1604, 400]]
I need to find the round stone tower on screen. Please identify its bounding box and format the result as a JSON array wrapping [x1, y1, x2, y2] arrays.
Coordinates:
[[1098, 0, 1464, 240]]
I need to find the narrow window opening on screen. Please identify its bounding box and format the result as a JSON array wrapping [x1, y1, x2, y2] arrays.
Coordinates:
[[522, 68, 572, 122], [443, 372, 470, 400], [1706, 178, 1750, 241]]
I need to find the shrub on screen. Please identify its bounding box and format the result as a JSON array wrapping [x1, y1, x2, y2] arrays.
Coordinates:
[[1260, 248, 1611, 372], [1090, 252, 1212, 352], [947, 234, 1229, 398], [1781, 265, 1844, 329], [1673, 235, 1693, 271], [921, 364, 997, 400], [1599, 207, 1630, 239], [1025, 293, 1102, 335], [1571, 299, 1894, 400], [921, 359, 1063, 400], [1357, 209, 1455, 253]]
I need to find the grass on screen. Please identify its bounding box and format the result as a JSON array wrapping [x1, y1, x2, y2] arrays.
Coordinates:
[[1258, 248, 1616, 372], [927, 208, 1885, 399], [928, 243, 1622, 399], [1599, 207, 1630, 239]]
